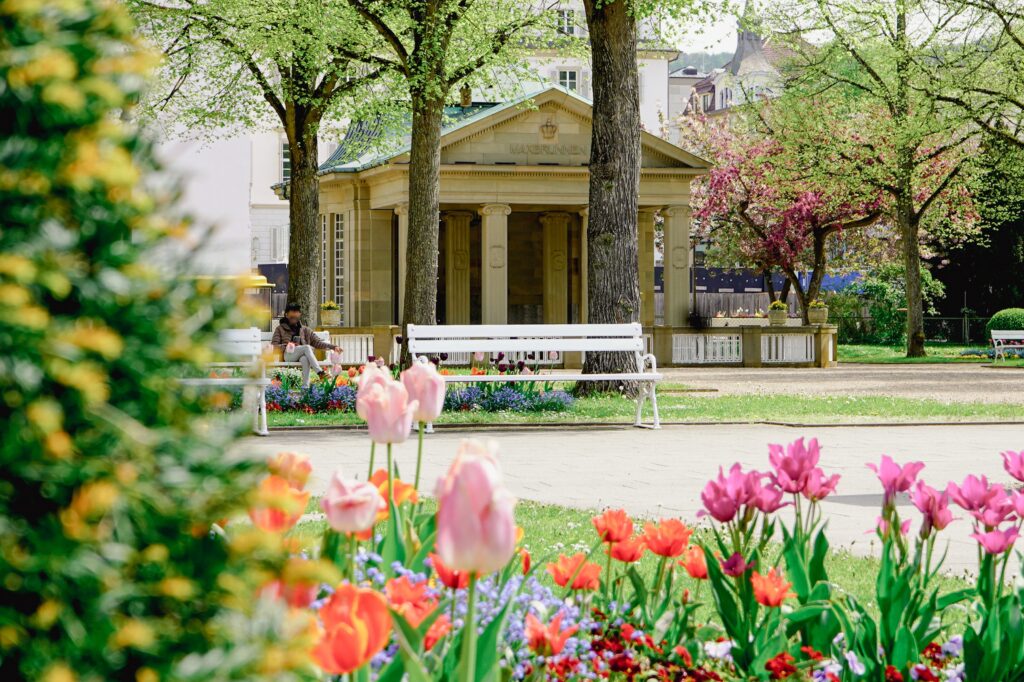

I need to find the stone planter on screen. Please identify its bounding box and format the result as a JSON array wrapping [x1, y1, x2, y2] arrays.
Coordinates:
[[768, 309, 787, 326], [320, 309, 341, 326], [807, 307, 829, 325]]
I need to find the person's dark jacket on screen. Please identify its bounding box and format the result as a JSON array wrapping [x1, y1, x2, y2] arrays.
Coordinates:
[[271, 317, 333, 358]]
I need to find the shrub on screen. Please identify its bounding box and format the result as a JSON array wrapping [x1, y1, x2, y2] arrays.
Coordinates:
[[986, 308, 1024, 337], [0, 4, 297, 679], [848, 264, 945, 344]]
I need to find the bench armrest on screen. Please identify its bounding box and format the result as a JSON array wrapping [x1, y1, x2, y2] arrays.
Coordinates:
[[641, 353, 659, 374]]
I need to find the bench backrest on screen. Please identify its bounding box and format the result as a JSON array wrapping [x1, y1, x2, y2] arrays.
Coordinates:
[[407, 323, 644, 355], [217, 328, 263, 359], [992, 330, 1024, 340]]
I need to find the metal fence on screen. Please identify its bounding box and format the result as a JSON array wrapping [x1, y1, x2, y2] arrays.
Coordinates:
[[831, 315, 992, 345]]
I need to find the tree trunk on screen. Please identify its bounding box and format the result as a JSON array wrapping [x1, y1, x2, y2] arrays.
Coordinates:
[[401, 91, 445, 365], [287, 131, 321, 326], [901, 212, 927, 357], [580, 0, 642, 397]]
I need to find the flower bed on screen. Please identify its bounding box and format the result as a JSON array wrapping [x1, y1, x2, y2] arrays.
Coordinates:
[[242, 359, 1024, 681], [260, 363, 574, 415]]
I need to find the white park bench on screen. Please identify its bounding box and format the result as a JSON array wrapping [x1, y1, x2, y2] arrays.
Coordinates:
[[181, 327, 270, 436], [407, 323, 662, 429], [992, 330, 1024, 362]]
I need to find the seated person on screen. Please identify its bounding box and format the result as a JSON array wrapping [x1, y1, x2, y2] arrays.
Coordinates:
[[271, 303, 342, 386]]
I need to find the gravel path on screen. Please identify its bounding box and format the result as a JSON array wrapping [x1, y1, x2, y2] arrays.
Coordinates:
[[659, 364, 1024, 404]]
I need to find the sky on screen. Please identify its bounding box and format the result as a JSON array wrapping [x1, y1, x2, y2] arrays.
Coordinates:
[[676, 13, 739, 54]]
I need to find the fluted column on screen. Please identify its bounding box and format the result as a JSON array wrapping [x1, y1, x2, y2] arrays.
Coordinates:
[[480, 203, 511, 324], [662, 205, 691, 327], [444, 211, 473, 324], [579, 208, 589, 323], [540, 211, 571, 324], [395, 203, 408, 322], [639, 208, 657, 327]]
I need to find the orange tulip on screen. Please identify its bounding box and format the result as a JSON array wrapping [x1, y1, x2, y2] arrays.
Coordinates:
[[267, 452, 312, 489], [642, 519, 692, 558], [424, 615, 452, 651], [592, 509, 634, 544], [521, 548, 532, 575], [369, 469, 418, 518], [608, 536, 647, 563], [313, 584, 391, 674], [429, 552, 469, 590], [751, 568, 793, 607], [248, 475, 309, 533], [680, 545, 708, 580], [525, 612, 579, 656], [385, 576, 437, 627], [546, 553, 601, 591]]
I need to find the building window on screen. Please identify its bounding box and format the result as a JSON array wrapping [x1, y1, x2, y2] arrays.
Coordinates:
[[556, 9, 575, 35], [321, 214, 327, 302], [333, 214, 344, 318], [702, 93, 712, 111], [282, 141, 291, 182], [558, 69, 578, 91]]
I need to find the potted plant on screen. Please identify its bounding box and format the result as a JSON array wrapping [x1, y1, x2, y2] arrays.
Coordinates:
[[807, 299, 829, 325], [768, 299, 788, 326], [320, 300, 341, 326]]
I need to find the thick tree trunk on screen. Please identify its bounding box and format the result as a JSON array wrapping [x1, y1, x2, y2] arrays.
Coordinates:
[[401, 92, 445, 365], [901, 212, 927, 357], [287, 132, 321, 325], [580, 0, 642, 397]]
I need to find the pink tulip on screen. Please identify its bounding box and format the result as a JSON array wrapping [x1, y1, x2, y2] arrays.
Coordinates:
[[768, 437, 821, 494], [1002, 450, 1024, 482], [751, 478, 787, 513], [867, 455, 924, 503], [267, 451, 313, 489], [401, 360, 446, 423], [356, 363, 391, 419], [971, 527, 1019, 555], [358, 381, 418, 445], [970, 488, 1014, 528], [875, 516, 912, 536], [910, 481, 953, 534], [946, 475, 1001, 512], [473, 351, 486, 362], [321, 471, 385, 533], [803, 468, 841, 502], [1011, 491, 1024, 518], [435, 440, 517, 574]]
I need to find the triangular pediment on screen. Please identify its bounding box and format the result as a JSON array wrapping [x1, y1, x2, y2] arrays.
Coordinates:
[[437, 87, 710, 170]]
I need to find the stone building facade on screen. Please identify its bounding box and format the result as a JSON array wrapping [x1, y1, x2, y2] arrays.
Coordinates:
[[314, 87, 709, 330]]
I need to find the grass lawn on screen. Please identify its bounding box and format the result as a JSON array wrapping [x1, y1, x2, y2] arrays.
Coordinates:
[[289, 499, 972, 621], [838, 343, 987, 363], [267, 391, 1023, 428]]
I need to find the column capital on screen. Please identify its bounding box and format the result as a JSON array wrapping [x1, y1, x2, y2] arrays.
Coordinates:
[[661, 205, 691, 218], [480, 203, 511, 217], [638, 206, 660, 215], [578, 207, 589, 219], [443, 210, 475, 223], [539, 211, 572, 227], [393, 202, 409, 216]]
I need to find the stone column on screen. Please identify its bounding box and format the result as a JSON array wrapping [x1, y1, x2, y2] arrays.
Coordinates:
[[395, 203, 408, 323], [638, 208, 657, 327], [444, 211, 473, 324], [579, 208, 589, 323], [480, 203, 511, 324], [540, 211, 571, 324], [662, 205, 691, 328]]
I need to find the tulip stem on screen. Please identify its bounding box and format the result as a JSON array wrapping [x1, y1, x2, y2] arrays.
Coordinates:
[[461, 574, 478, 682], [367, 442, 375, 479], [348, 533, 358, 582], [386, 444, 394, 508], [604, 543, 613, 603], [414, 421, 425, 492]]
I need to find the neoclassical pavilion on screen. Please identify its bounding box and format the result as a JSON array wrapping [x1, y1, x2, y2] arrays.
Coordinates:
[[314, 86, 709, 330]]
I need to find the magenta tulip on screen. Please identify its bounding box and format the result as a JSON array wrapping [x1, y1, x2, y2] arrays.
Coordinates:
[[401, 360, 446, 423], [357, 380, 418, 445], [969, 487, 1014, 528], [946, 475, 1001, 512], [803, 468, 841, 502], [321, 471, 385, 534], [909, 481, 953, 534], [971, 527, 1019, 555], [1011, 491, 1024, 518], [1001, 450, 1024, 482], [768, 437, 821, 494], [867, 455, 924, 503], [720, 552, 754, 577], [435, 440, 517, 575]]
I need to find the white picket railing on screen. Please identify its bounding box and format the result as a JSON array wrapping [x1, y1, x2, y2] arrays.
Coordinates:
[[761, 333, 815, 364], [671, 333, 743, 364]]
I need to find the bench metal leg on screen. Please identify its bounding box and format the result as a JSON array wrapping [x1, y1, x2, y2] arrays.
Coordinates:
[[633, 381, 661, 429], [256, 386, 269, 436], [424, 421, 434, 434]]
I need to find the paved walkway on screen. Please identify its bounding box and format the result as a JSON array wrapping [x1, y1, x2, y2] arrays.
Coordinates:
[[239, 422, 1024, 575], [661, 364, 1023, 403]]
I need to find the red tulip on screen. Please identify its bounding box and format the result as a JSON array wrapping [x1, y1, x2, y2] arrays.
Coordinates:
[[313, 584, 391, 674], [592, 508, 633, 544], [681, 545, 708, 579], [385, 576, 436, 628], [642, 519, 692, 558], [546, 553, 601, 590], [525, 612, 579, 656], [429, 552, 469, 590], [751, 568, 793, 607], [609, 536, 646, 563]]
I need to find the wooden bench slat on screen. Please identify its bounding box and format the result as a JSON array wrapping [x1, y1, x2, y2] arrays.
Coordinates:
[[408, 323, 642, 338]]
